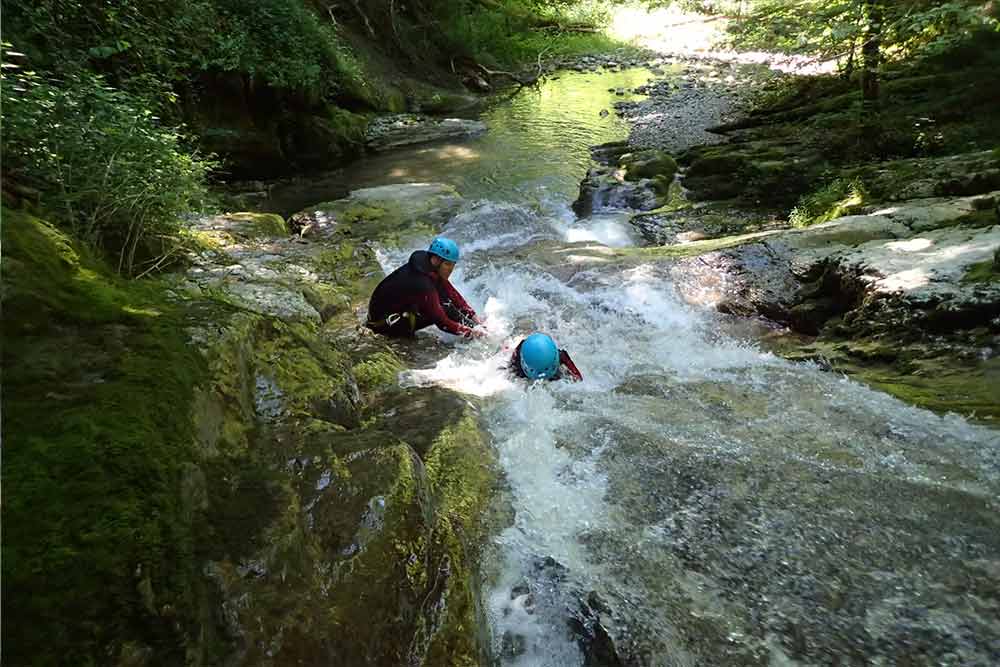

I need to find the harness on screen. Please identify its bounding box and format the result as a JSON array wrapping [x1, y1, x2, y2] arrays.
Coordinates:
[[367, 311, 417, 333]]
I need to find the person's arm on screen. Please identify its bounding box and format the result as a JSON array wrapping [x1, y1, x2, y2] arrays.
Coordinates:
[[436, 277, 481, 323], [559, 350, 583, 382], [416, 291, 478, 337]]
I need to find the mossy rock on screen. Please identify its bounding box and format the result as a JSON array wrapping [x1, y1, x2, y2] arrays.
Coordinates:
[[3, 177, 504, 663], [681, 174, 746, 201], [768, 335, 1000, 422], [620, 149, 678, 183], [962, 257, 1000, 284], [253, 320, 360, 427], [352, 350, 406, 397], [301, 283, 350, 322], [326, 104, 370, 145], [2, 208, 214, 664], [199, 385, 498, 664], [225, 212, 288, 238], [685, 153, 749, 179]]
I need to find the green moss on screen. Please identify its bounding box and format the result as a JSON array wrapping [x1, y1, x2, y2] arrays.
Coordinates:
[[301, 283, 349, 322], [620, 149, 678, 183], [789, 178, 870, 228], [3, 182, 502, 663], [341, 203, 386, 223], [962, 258, 1000, 284], [255, 321, 357, 426], [950, 209, 1000, 230], [2, 208, 211, 663], [417, 414, 498, 664], [865, 358, 1000, 422], [353, 351, 405, 397], [226, 212, 288, 238], [308, 184, 461, 251], [619, 229, 779, 260], [685, 153, 748, 178], [313, 242, 384, 304], [327, 105, 369, 145]]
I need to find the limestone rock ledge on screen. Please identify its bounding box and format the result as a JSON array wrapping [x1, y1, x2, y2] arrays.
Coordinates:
[[659, 192, 1000, 419]]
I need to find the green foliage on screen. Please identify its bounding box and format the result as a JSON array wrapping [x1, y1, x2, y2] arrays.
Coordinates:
[[2, 0, 364, 98], [2, 63, 212, 274], [417, 0, 620, 68], [789, 176, 869, 227], [200, 0, 356, 92], [728, 0, 998, 63]]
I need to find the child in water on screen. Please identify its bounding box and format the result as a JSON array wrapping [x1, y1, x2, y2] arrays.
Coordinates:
[[508, 333, 582, 382]]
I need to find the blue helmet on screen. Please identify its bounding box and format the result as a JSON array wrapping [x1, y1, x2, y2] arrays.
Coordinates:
[[519, 333, 560, 380], [428, 236, 460, 263]]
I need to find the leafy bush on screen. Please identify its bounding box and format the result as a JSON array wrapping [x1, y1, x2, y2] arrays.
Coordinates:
[[2, 0, 363, 101], [203, 0, 351, 93], [434, 0, 619, 68], [727, 0, 998, 62], [2, 64, 212, 274]]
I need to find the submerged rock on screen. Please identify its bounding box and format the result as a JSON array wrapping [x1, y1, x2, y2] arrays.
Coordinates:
[[365, 113, 486, 151]]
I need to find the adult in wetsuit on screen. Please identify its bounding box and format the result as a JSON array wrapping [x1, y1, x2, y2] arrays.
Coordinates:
[[366, 237, 484, 338], [509, 333, 583, 382]]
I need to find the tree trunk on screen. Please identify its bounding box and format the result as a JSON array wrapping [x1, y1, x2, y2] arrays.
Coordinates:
[[860, 0, 883, 146]]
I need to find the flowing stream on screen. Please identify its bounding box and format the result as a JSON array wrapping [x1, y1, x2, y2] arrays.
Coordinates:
[[356, 69, 1000, 665]]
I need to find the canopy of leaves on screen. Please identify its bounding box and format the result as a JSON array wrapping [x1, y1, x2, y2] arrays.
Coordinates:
[[727, 1, 998, 63], [1, 0, 359, 100]]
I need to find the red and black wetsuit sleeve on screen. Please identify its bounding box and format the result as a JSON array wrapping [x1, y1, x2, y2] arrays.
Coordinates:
[[559, 350, 583, 382], [435, 276, 481, 324], [509, 340, 527, 378], [416, 290, 474, 337]]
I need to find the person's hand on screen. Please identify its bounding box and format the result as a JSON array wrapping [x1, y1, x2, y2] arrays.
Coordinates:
[[467, 327, 487, 340]]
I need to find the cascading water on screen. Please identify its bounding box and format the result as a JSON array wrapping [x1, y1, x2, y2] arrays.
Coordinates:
[[376, 196, 1000, 665], [279, 58, 1000, 665]]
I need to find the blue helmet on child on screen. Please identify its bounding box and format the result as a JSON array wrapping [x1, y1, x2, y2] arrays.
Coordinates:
[[428, 237, 460, 263], [520, 333, 560, 380]]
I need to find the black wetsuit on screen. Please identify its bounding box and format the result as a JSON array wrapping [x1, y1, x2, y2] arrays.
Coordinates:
[[367, 250, 479, 337], [508, 339, 583, 381]]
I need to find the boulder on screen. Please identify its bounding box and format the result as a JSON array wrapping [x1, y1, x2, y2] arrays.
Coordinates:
[[572, 166, 662, 217], [619, 149, 678, 184]]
